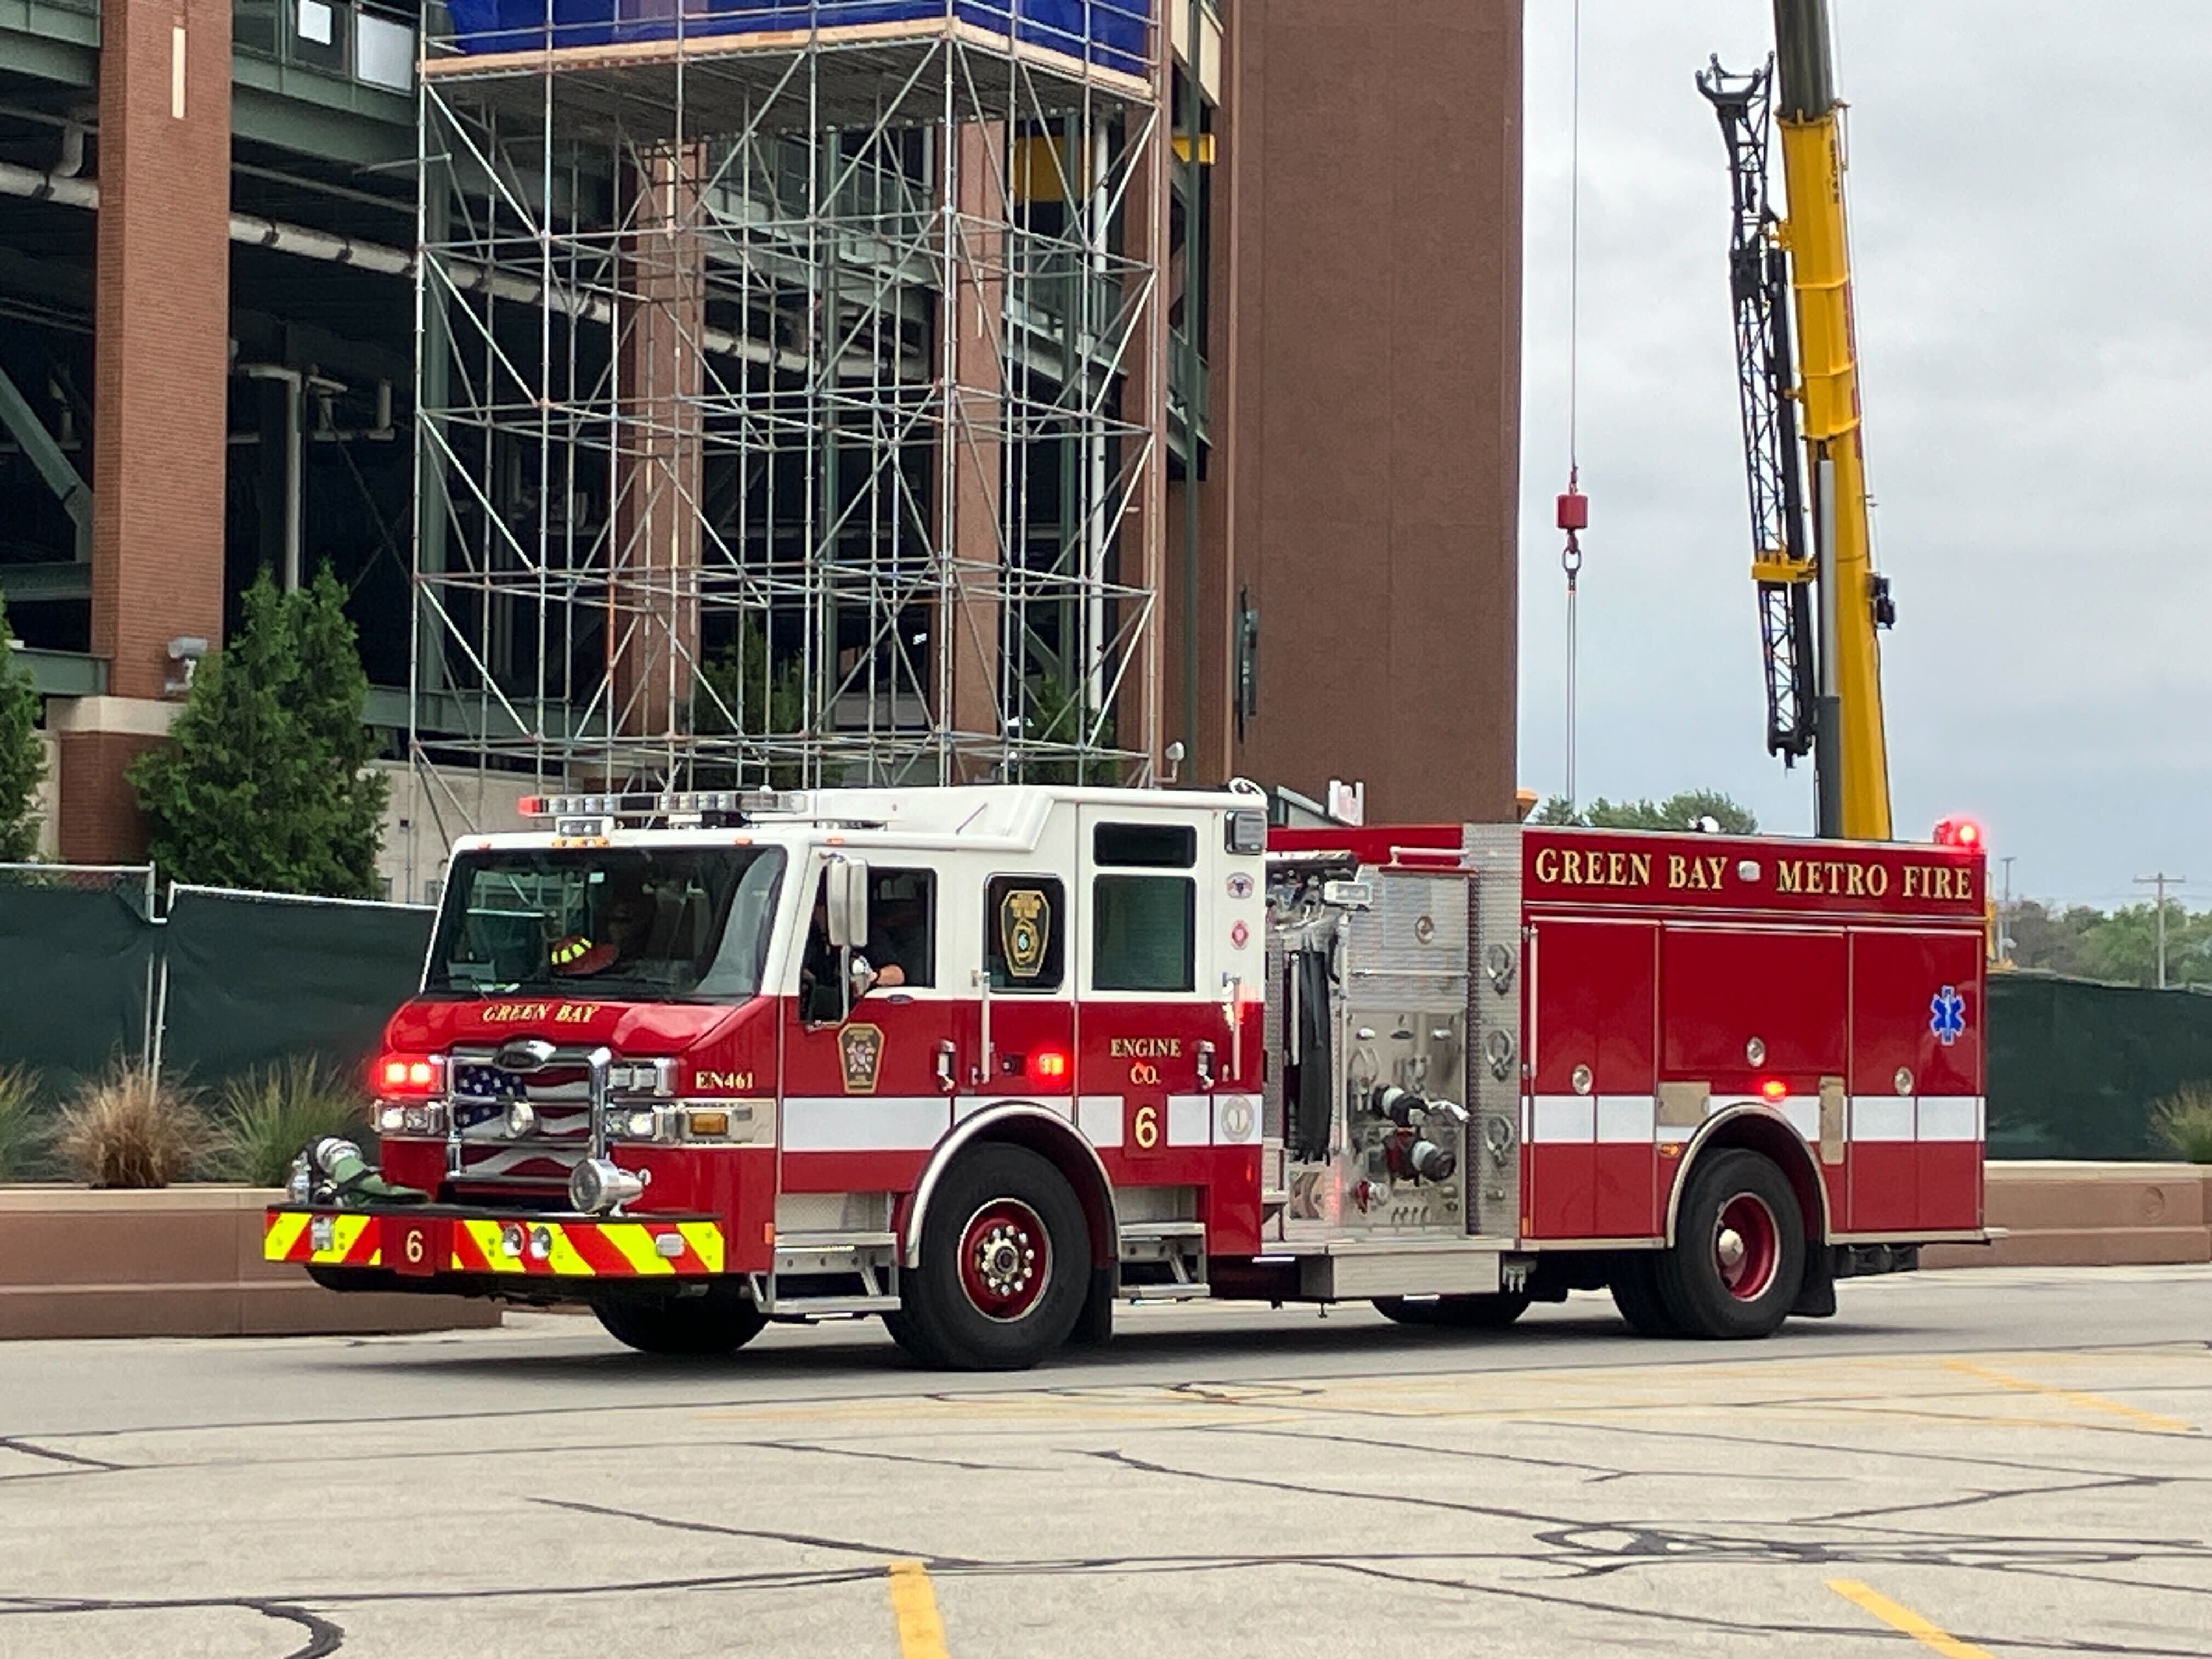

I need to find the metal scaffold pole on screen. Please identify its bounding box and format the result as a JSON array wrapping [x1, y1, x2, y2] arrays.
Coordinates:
[[410, 2, 1165, 809]]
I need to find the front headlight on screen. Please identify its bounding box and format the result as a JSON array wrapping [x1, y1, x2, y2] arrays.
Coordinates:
[[375, 1102, 449, 1137]]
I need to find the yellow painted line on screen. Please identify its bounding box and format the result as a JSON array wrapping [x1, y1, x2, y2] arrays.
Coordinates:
[[1828, 1580, 1997, 1659], [886, 1560, 949, 1659], [1945, 1359, 2193, 1435]]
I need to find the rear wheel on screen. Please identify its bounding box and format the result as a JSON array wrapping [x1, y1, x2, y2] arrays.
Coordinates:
[[1372, 1293, 1531, 1329], [593, 1286, 768, 1357], [1654, 1149, 1805, 1340], [898, 1144, 1089, 1370]]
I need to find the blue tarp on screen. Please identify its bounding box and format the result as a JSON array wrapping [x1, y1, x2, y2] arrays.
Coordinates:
[[444, 0, 1152, 76]]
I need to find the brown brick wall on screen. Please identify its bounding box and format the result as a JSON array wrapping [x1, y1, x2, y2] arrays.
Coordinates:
[[1197, 0, 1522, 822], [55, 730, 162, 864], [92, 0, 231, 703]]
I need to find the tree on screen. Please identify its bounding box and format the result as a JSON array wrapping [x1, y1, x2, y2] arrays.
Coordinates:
[[696, 616, 813, 789], [0, 594, 45, 861], [1531, 790, 1759, 835], [2005, 899, 2101, 977], [1021, 673, 1119, 785], [130, 568, 390, 898]]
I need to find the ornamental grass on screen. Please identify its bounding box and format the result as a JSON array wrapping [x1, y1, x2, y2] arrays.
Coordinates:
[[2152, 1085, 2212, 1164], [0, 1064, 48, 1182], [54, 1062, 212, 1189], [209, 1056, 371, 1187]]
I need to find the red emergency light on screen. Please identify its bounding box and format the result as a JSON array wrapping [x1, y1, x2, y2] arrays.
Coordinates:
[[374, 1053, 444, 1097], [1759, 1077, 1789, 1102], [1933, 816, 1983, 850], [1028, 1049, 1070, 1085]]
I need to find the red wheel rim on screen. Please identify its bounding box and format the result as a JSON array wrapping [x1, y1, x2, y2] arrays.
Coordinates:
[[1713, 1193, 1779, 1301], [957, 1199, 1050, 1322]]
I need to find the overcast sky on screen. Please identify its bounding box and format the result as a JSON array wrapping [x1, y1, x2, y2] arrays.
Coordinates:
[[1516, 2, 2212, 909]]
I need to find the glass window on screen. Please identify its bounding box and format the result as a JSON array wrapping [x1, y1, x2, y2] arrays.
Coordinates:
[[799, 866, 938, 1021], [1092, 875, 1195, 992], [986, 876, 1066, 992], [426, 846, 786, 1001], [866, 867, 937, 989], [1093, 821, 1197, 868]]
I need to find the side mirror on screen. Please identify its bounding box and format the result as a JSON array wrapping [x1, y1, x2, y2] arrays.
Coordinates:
[[826, 856, 870, 950]]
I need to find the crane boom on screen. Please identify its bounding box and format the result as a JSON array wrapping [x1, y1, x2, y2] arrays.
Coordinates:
[[1696, 57, 1817, 769], [1703, 0, 1894, 841]]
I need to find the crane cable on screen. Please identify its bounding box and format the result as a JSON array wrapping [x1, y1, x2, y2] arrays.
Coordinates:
[[1559, 0, 1587, 811]]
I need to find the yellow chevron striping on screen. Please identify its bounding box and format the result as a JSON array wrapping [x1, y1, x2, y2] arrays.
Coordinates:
[[263, 1212, 309, 1262], [310, 1214, 376, 1266], [600, 1224, 674, 1276], [464, 1218, 526, 1274], [543, 1225, 597, 1276], [678, 1222, 726, 1273]]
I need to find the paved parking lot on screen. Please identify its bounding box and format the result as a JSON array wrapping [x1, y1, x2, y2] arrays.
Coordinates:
[[2, 1265, 2209, 1657]]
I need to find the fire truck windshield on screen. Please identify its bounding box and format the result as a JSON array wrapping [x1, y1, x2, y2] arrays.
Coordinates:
[[424, 845, 788, 1001]]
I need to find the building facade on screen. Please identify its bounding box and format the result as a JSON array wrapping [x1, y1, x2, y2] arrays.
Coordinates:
[[0, 0, 1520, 879]]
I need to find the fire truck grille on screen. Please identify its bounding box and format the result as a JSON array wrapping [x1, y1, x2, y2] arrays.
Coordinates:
[[448, 1056, 595, 1188]]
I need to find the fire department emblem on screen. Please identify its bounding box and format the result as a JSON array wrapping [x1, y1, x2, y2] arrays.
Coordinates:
[[1929, 985, 1966, 1047], [1000, 887, 1051, 981], [839, 1023, 885, 1094]]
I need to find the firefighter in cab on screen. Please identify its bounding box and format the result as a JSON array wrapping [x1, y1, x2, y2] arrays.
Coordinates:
[[550, 869, 657, 978], [799, 874, 905, 1022]]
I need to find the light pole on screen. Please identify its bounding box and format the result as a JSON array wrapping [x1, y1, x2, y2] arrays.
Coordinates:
[[1999, 855, 2016, 963], [2134, 871, 2187, 989]]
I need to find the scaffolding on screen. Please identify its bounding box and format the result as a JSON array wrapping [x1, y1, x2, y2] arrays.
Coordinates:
[[409, 1, 1167, 817]]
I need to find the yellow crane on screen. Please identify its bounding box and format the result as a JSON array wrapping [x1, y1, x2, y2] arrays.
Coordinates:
[[1700, 0, 1893, 840]]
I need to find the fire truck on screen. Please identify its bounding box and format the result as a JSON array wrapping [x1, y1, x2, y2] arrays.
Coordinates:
[[267, 785, 1987, 1369]]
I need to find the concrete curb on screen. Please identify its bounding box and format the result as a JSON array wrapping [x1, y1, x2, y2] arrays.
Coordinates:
[[0, 1186, 500, 1340], [1922, 1161, 2212, 1270]]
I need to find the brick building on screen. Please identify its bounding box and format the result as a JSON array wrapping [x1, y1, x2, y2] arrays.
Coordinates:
[[0, 0, 1520, 880]]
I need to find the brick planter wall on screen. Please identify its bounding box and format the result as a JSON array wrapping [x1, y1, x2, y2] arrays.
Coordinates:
[[0, 1187, 499, 1339], [1922, 1161, 2212, 1269]]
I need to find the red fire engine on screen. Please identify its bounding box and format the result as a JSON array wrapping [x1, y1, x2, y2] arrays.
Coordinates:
[[267, 785, 1987, 1368]]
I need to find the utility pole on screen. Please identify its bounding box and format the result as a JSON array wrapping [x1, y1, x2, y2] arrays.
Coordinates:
[[2134, 872, 2187, 989], [1999, 855, 2016, 964]]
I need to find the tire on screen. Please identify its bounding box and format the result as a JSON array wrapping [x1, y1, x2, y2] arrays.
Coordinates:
[[1372, 1293, 1531, 1329], [1607, 1252, 1680, 1336], [593, 1286, 768, 1356], [1654, 1148, 1805, 1340], [898, 1144, 1090, 1371]]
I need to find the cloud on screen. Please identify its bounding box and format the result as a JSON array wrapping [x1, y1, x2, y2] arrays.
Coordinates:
[[1517, 1, 2212, 900]]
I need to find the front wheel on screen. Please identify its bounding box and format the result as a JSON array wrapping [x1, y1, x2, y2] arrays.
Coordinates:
[[594, 1286, 768, 1356], [897, 1144, 1090, 1370], [1606, 1253, 1680, 1336], [1372, 1293, 1531, 1329], [1654, 1149, 1805, 1339]]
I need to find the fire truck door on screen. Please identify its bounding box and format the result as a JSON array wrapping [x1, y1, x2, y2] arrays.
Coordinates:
[[1075, 806, 1217, 1167], [978, 872, 1076, 1108], [1525, 919, 1660, 1240], [780, 858, 973, 1190]]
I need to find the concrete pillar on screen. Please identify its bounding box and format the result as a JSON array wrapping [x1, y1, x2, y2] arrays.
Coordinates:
[[943, 122, 1007, 780], [610, 144, 706, 744], [64, 0, 232, 862]]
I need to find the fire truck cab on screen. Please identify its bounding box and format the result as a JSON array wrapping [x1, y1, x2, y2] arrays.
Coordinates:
[[268, 785, 1987, 1369]]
